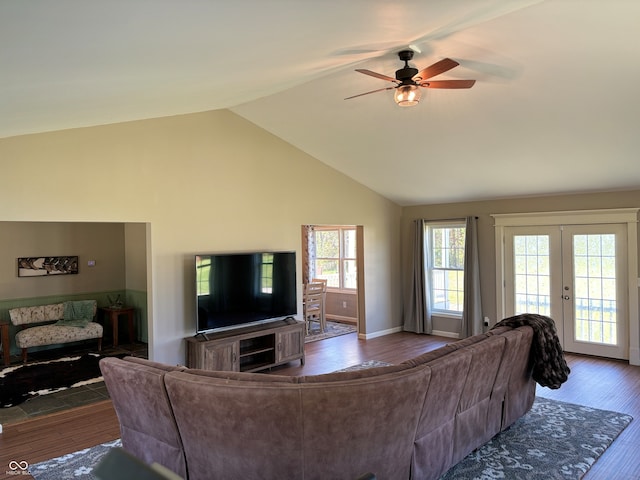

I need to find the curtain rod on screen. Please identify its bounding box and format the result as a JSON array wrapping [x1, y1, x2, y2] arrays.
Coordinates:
[[421, 216, 478, 222]]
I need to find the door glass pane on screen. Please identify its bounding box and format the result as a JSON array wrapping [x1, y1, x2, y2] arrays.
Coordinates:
[[573, 234, 617, 345], [513, 235, 550, 315]]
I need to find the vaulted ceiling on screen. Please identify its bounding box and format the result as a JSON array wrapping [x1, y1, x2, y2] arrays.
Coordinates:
[[3, 0, 639, 205]]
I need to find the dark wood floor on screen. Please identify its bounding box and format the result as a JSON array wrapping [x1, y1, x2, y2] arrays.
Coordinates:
[[1, 331, 638, 480]]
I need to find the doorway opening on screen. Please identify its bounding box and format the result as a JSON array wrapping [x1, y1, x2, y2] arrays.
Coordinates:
[[301, 225, 364, 339]]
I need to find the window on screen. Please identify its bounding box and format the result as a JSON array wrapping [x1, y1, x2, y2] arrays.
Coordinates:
[[260, 253, 274, 294], [426, 223, 466, 314], [196, 255, 212, 296], [314, 227, 357, 290]]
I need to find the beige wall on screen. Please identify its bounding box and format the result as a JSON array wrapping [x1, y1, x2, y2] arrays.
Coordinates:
[[402, 189, 640, 335], [0, 110, 402, 364], [0, 222, 126, 298], [124, 223, 149, 292]]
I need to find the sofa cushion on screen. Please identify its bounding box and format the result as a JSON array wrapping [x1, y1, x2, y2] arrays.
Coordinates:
[[298, 366, 431, 480], [182, 368, 298, 383], [297, 363, 410, 383], [401, 332, 489, 369], [500, 326, 536, 430], [120, 356, 188, 372], [452, 335, 506, 464], [184, 363, 411, 385], [401, 344, 458, 368], [99, 357, 187, 479], [411, 348, 473, 479], [164, 364, 431, 480], [14, 322, 103, 349], [9, 303, 64, 326], [486, 327, 526, 434]]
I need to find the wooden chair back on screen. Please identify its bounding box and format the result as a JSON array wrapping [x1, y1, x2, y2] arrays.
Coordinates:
[[303, 281, 327, 334]]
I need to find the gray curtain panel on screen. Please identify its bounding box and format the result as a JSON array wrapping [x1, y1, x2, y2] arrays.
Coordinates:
[[461, 216, 483, 338], [403, 219, 432, 334]]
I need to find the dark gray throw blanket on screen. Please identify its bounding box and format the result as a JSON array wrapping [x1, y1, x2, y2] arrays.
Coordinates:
[[492, 313, 570, 389]]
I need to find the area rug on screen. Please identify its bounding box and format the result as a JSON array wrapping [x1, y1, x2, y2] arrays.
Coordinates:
[[28, 398, 632, 480], [440, 396, 633, 479], [0, 353, 107, 407], [336, 359, 392, 371], [305, 320, 357, 343], [29, 438, 122, 480]]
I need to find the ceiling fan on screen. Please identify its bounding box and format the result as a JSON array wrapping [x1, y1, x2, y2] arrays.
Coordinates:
[[345, 50, 476, 107]]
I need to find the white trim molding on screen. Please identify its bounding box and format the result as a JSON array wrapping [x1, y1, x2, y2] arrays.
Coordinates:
[[359, 326, 403, 340], [431, 329, 460, 339], [492, 208, 640, 366]]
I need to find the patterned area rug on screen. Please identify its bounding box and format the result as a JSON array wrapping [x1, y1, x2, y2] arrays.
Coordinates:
[[29, 438, 121, 480], [304, 320, 357, 343], [336, 360, 392, 371], [28, 397, 631, 480], [440, 396, 633, 479]]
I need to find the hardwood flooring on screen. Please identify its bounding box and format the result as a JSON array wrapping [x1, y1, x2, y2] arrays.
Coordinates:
[[1, 331, 638, 480], [0, 400, 120, 480]]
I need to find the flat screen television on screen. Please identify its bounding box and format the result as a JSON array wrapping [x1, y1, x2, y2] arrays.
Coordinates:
[[195, 251, 297, 334]]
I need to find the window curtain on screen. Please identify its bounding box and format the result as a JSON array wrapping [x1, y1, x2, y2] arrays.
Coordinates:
[[403, 219, 432, 334], [302, 225, 316, 284], [461, 216, 483, 337]]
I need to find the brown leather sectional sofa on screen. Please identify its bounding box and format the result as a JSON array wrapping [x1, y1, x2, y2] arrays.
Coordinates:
[[99, 325, 535, 480]]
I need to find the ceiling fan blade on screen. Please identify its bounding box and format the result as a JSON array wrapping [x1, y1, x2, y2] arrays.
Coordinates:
[[414, 58, 460, 81], [420, 79, 476, 89], [355, 69, 398, 84], [345, 86, 395, 100]]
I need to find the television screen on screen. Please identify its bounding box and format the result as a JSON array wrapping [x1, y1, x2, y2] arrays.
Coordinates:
[[195, 251, 297, 334]]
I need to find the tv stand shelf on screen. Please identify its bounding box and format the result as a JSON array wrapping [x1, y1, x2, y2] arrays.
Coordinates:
[[186, 318, 305, 373]]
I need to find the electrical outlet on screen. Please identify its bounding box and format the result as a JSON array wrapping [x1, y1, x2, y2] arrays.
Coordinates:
[[342, 301, 347, 308], [483, 316, 490, 327]]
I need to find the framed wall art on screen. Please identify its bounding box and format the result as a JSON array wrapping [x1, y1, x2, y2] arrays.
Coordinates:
[[17, 256, 79, 277]]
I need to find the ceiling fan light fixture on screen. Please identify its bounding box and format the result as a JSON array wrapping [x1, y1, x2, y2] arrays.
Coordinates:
[[394, 84, 421, 107]]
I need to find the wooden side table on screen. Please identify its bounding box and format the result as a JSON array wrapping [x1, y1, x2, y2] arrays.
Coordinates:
[[101, 307, 136, 347], [1, 320, 10, 366]]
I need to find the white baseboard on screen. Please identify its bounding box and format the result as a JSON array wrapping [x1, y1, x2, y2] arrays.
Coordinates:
[[357, 327, 460, 340], [630, 347, 640, 366], [326, 314, 357, 324], [358, 326, 403, 340], [431, 329, 460, 339]]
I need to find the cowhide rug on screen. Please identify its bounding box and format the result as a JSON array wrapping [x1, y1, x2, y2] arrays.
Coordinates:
[[0, 353, 107, 408]]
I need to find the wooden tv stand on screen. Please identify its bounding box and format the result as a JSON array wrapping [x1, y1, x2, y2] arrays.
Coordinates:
[[185, 318, 305, 372]]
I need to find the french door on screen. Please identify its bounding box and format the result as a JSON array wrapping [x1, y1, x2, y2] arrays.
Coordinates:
[[504, 224, 629, 359]]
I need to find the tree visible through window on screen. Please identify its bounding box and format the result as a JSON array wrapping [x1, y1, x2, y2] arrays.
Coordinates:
[[314, 227, 357, 289], [426, 223, 466, 313]]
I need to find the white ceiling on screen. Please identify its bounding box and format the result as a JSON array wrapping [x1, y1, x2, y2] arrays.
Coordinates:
[[2, 0, 640, 206]]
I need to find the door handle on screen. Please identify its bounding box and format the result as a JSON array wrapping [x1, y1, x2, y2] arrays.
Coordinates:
[[563, 295, 570, 300]]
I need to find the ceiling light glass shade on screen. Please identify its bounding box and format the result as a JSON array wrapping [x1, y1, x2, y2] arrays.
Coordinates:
[[394, 85, 421, 107]]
